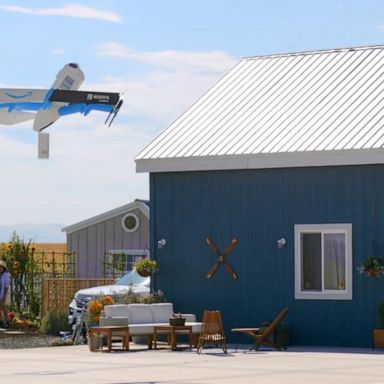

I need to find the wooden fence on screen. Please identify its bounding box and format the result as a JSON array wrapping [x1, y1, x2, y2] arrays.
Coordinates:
[[41, 278, 115, 318]]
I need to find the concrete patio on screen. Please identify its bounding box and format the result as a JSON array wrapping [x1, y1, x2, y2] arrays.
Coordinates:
[[2, 344, 384, 383]]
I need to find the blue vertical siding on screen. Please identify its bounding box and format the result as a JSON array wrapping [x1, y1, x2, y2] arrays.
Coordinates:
[[150, 165, 384, 347]]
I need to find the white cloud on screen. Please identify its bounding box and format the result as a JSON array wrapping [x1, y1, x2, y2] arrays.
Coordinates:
[[0, 4, 121, 23], [0, 46, 237, 234], [0, 116, 150, 225], [94, 43, 237, 123], [97, 43, 236, 73], [50, 49, 65, 55]]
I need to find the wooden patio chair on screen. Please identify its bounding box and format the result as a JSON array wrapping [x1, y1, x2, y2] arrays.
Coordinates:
[[232, 307, 289, 351], [197, 310, 227, 354]]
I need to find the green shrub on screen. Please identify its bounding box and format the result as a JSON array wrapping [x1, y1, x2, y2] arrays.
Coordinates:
[[49, 338, 74, 347], [121, 292, 142, 304], [40, 310, 71, 336], [121, 291, 167, 304], [141, 293, 167, 304]]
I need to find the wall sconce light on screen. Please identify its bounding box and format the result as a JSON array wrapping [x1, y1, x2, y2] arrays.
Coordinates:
[[157, 239, 166, 249], [277, 238, 286, 248]]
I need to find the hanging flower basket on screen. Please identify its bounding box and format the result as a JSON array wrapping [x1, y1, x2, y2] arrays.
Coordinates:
[[359, 256, 384, 277], [134, 259, 157, 277], [137, 269, 152, 277]]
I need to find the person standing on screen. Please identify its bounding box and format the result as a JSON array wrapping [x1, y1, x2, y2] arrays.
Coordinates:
[[0, 260, 10, 328]]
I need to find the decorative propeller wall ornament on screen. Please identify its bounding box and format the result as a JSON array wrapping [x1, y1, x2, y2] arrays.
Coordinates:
[[206, 236, 238, 280]]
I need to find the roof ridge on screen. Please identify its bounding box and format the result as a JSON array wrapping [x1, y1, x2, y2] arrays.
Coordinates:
[[241, 44, 384, 61]]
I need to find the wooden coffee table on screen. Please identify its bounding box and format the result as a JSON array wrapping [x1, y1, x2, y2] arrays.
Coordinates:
[[88, 325, 129, 352], [153, 325, 192, 350]]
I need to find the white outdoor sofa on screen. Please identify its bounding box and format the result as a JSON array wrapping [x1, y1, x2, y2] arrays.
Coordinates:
[[100, 302, 202, 349]]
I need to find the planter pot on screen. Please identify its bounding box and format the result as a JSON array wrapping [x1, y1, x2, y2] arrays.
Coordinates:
[[137, 269, 152, 277], [14, 320, 28, 329], [169, 317, 185, 326], [373, 329, 384, 349], [88, 334, 103, 351]]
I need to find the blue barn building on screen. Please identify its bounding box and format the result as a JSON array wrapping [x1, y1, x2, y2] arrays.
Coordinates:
[[136, 45, 384, 347]]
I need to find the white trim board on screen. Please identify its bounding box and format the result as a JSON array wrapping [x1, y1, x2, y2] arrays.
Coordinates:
[[136, 148, 384, 173], [62, 200, 149, 234]]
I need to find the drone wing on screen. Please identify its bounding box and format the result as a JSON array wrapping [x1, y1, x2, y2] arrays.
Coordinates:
[[49, 90, 123, 124], [0, 109, 35, 125], [0, 88, 49, 125]]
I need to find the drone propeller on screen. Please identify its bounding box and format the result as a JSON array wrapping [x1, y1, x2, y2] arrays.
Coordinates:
[[206, 260, 220, 279], [105, 98, 123, 126], [206, 237, 238, 280]]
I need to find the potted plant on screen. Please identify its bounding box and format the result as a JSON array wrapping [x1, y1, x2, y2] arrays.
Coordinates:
[[87, 295, 115, 325], [359, 256, 384, 348], [87, 295, 114, 350], [134, 258, 157, 277], [373, 301, 384, 349], [169, 312, 185, 326]]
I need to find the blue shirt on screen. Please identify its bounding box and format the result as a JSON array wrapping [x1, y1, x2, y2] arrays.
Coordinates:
[[0, 271, 9, 299]]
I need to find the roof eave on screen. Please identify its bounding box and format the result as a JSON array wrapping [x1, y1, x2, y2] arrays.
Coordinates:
[[136, 149, 384, 173], [62, 200, 150, 234]]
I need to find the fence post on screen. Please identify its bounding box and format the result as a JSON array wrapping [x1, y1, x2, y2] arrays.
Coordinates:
[[41, 279, 49, 319]]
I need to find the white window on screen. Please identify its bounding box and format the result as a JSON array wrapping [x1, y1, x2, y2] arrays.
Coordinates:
[[105, 249, 149, 277], [294, 223, 352, 300], [122, 213, 139, 233]]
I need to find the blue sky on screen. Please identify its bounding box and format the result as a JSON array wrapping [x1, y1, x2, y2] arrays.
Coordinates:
[[0, 0, 383, 241]]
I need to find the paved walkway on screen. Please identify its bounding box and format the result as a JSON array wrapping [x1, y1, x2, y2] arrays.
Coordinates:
[[2, 344, 384, 383]]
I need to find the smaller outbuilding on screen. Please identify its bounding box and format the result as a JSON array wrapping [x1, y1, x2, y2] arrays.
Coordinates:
[[62, 199, 149, 278]]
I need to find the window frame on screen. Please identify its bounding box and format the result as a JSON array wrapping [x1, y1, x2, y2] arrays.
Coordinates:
[[122, 212, 139, 233], [294, 223, 353, 300], [107, 249, 149, 276]]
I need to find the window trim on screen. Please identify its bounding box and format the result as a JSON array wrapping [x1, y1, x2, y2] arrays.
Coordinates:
[[122, 212, 139, 233], [294, 223, 352, 300], [107, 249, 150, 275]]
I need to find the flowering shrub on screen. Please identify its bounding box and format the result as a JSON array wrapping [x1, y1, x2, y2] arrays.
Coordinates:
[[87, 295, 115, 324], [0, 234, 40, 317], [88, 300, 103, 324], [359, 256, 384, 277], [7, 311, 16, 322]]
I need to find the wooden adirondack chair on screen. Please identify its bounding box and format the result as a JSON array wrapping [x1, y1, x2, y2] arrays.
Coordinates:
[[232, 307, 289, 351], [197, 310, 227, 354]]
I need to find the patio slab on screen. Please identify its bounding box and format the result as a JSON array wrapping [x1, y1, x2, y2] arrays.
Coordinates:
[[1, 344, 384, 384]]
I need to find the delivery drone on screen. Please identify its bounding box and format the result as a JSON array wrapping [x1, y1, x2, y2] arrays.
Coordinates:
[[0, 63, 123, 158]]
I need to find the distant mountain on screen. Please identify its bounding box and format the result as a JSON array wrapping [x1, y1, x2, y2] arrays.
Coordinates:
[[0, 223, 66, 243]]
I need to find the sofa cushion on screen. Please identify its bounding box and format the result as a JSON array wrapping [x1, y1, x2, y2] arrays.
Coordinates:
[[128, 323, 164, 335], [129, 322, 201, 335], [182, 314, 196, 322], [151, 303, 174, 323], [185, 322, 202, 333], [128, 304, 154, 324], [104, 304, 130, 318], [99, 316, 128, 327]]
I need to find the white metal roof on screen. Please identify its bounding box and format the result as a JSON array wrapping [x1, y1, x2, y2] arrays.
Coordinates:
[[62, 200, 149, 234], [136, 45, 384, 173]]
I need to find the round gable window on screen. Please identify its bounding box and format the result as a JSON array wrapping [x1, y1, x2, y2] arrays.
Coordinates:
[[122, 213, 139, 233]]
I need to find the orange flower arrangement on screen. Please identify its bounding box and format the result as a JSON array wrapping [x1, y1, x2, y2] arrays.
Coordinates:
[[101, 296, 114, 306], [87, 295, 114, 324]]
